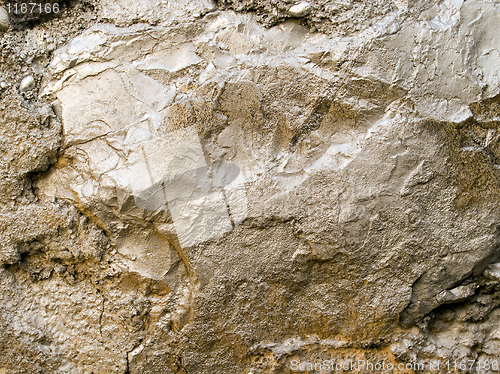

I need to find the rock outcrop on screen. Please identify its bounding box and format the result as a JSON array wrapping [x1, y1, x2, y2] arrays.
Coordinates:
[[0, 0, 499, 373]]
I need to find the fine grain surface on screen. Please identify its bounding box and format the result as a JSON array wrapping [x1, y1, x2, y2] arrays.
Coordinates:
[[0, 0, 499, 373]]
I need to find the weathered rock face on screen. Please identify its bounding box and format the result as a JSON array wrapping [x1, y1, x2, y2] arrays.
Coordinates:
[[0, 0, 499, 373]]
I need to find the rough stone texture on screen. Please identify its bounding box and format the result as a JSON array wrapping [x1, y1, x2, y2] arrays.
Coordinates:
[[0, 0, 499, 373]]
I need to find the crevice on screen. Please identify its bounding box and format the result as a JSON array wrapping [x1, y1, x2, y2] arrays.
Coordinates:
[[124, 351, 130, 374], [400, 238, 500, 328], [124, 339, 143, 374], [173, 355, 187, 374], [61, 128, 113, 150]]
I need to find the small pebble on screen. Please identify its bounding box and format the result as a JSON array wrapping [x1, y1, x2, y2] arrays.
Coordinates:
[[0, 7, 9, 31], [289, 2, 311, 17], [484, 263, 500, 280], [20, 75, 36, 92]]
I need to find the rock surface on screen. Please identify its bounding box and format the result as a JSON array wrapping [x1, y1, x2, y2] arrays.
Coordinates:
[[0, 0, 499, 373], [0, 6, 9, 31]]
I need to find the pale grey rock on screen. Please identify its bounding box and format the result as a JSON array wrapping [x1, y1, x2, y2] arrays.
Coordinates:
[[0, 0, 499, 373], [484, 262, 500, 280], [437, 283, 479, 305], [0, 6, 9, 31], [288, 2, 312, 17], [19, 75, 35, 92], [98, 0, 216, 26]]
